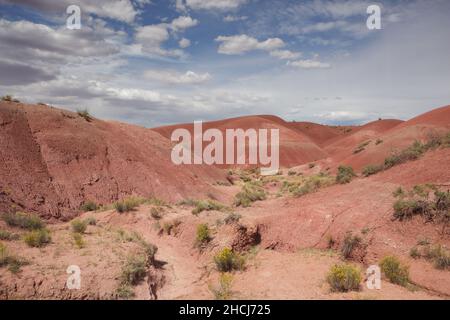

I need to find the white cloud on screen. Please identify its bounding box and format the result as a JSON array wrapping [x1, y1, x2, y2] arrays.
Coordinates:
[[134, 16, 198, 57], [288, 59, 331, 69], [0, 0, 138, 23], [144, 70, 211, 84], [223, 15, 248, 22], [315, 111, 370, 122], [179, 38, 191, 48], [177, 0, 247, 11], [215, 34, 285, 55], [270, 50, 302, 60]]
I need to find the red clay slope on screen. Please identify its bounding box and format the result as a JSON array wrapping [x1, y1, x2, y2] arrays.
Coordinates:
[[0, 102, 227, 220], [152, 115, 328, 168], [335, 106, 450, 171], [287, 122, 357, 147]]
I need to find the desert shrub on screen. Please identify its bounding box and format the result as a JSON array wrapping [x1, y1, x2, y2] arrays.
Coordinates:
[[326, 235, 336, 249], [353, 141, 371, 154], [0, 230, 19, 241], [422, 245, 450, 270], [161, 219, 181, 236], [384, 141, 426, 168], [85, 217, 97, 226], [362, 164, 384, 177], [214, 248, 245, 272], [234, 182, 266, 207], [309, 163, 316, 169], [288, 170, 297, 176], [0, 243, 27, 273], [210, 273, 233, 300], [409, 247, 421, 259], [291, 174, 334, 197], [114, 197, 143, 213], [341, 232, 362, 259], [142, 242, 158, 265], [375, 139, 383, 145], [23, 228, 51, 247], [192, 200, 225, 215], [326, 264, 361, 292], [2, 212, 44, 230], [195, 224, 211, 246], [392, 187, 405, 198], [336, 165, 356, 184], [71, 219, 88, 234], [224, 213, 241, 225], [393, 199, 430, 221], [116, 283, 134, 299], [1, 95, 13, 102], [72, 232, 85, 249], [80, 201, 98, 212], [146, 197, 170, 207], [76, 108, 92, 122], [379, 256, 409, 286], [120, 254, 147, 285], [150, 206, 164, 220]]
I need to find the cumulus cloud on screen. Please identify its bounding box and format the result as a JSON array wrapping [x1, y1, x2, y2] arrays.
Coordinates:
[[179, 38, 191, 48], [144, 70, 211, 84], [135, 16, 198, 57], [0, 59, 56, 85], [215, 34, 285, 55]]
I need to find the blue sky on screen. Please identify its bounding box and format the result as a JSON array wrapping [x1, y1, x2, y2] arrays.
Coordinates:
[[0, 0, 449, 127]]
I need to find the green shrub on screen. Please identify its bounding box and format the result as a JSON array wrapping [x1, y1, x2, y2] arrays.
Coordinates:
[[224, 213, 241, 225], [393, 199, 430, 221], [409, 247, 421, 259], [150, 207, 164, 220], [234, 182, 266, 207], [423, 245, 450, 270], [161, 219, 181, 235], [379, 256, 409, 286], [116, 283, 134, 299], [362, 164, 384, 177], [80, 201, 98, 212], [291, 173, 334, 197], [0, 243, 27, 273], [77, 108, 93, 122], [72, 232, 85, 249], [336, 166, 356, 184], [326, 264, 361, 292], [384, 141, 425, 168], [353, 141, 371, 154], [214, 248, 245, 272], [210, 273, 233, 300], [195, 224, 211, 246], [71, 219, 88, 234], [114, 197, 142, 213], [341, 232, 362, 259], [2, 212, 44, 230], [23, 229, 51, 247], [120, 254, 147, 285], [0, 230, 19, 241], [85, 217, 97, 226], [192, 200, 225, 215]]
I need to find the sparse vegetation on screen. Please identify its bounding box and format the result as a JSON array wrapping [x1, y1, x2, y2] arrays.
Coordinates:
[[71, 219, 88, 234], [209, 273, 233, 300], [341, 232, 362, 259], [120, 254, 147, 285], [353, 141, 371, 154], [80, 201, 98, 212], [114, 197, 143, 213], [85, 217, 97, 226], [309, 163, 316, 169], [192, 199, 226, 215], [76, 108, 93, 122], [327, 263, 361, 292], [392, 185, 449, 224], [410, 243, 450, 270], [0, 230, 19, 241], [72, 232, 85, 249], [379, 256, 409, 287], [150, 206, 164, 220], [214, 248, 245, 272], [234, 181, 266, 207], [23, 228, 51, 247], [1, 95, 20, 103], [195, 223, 211, 247], [2, 212, 44, 230], [0, 243, 27, 273], [224, 213, 241, 225], [336, 165, 356, 184], [161, 219, 181, 236], [284, 173, 334, 197], [362, 164, 384, 177], [375, 139, 383, 145], [288, 170, 296, 176]]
